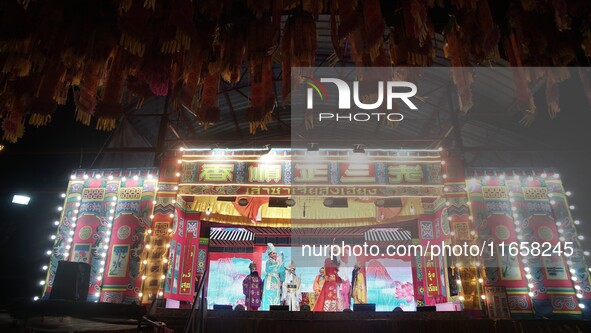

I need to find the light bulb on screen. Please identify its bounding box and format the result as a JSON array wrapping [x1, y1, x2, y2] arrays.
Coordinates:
[[33, 296, 39, 301], [133, 175, 139, 180], [42, 265, 48, 270], [46, 250, 52, 255], [108, 175, 113, 180], [528, 292, 534, 297], [579, 303, 586, 309], [478, 278, 483, 283], [54, 221, 59, 226], [481, 295, 486, 300], [566, 191, 572, 196], [528, 283, 534, 288], [70, 175, 76, 180], [50, 235, 56, 240], [39, 280, 45, 285], [83, 174, 89, 180], [121, 177, 127, 182]]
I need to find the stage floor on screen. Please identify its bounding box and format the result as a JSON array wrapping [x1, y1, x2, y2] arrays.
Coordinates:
[[157, 309, 591, 333]]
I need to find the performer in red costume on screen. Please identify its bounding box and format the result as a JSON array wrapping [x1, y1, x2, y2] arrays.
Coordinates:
[[313, 258, 343, 312]]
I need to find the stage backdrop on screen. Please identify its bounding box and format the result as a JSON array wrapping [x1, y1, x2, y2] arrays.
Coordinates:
[[206, 246, 415, 311]]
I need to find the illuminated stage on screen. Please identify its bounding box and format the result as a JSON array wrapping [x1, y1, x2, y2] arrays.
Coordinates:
[[35, 148, 591, 323]]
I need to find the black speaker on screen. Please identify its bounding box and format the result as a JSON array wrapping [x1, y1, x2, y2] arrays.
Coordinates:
[[213, 304, 233, 310], [270, 305, 289, 311], [374, 198, 403, 207], [353, 303, 376, 312], [323, 198, 348, 208], [417, 306, 436, 312], [50, 261, 91, 301]]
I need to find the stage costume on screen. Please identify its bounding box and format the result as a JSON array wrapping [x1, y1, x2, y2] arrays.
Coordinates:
[[339, 280, 351, 310], [261, 243, 285, 310], [242, 262, 263, 311], [313, 259, 342, 312], [313, 267, 326, 297], [281, 262, 301, 311], [351, 260, 368, 304]]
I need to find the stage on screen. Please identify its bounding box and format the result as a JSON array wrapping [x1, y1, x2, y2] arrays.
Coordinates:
[[5, 301, 591, 332], [157, 309, 591, 333]]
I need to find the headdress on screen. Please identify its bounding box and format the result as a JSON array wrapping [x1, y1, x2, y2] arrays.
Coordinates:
[[267, 242, 276, 254]]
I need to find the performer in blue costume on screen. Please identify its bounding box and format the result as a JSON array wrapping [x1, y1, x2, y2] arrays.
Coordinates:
[[261, 243, 285, 310]]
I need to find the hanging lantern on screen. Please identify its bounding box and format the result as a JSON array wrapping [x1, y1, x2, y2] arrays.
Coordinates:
[[27, 54, 65, 127], [281, 13, 317, 104], [219, 21, 247, 85], [95, 47, 126, 131], [196, 74, 221, 129], [444, 19, 473, 114], [247, 17, 276, 134]]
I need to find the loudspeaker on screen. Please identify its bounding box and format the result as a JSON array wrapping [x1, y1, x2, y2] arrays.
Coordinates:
[[323, 198, 348, 208], [269, 197, 289, 208], [374, 198, 403, 207], [216, 196, 236, 202], [417, 306, 436, 312], [270, 305, 289, 311], [50, 261, 91, 301], [213, 304, 233, 310], [353, 304, 376, 312]]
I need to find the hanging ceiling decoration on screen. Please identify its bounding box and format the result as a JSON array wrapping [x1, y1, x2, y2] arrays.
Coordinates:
[[1, 0, 591, 143]]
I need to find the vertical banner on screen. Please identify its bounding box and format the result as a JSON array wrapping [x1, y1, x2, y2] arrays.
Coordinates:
[[484, 286, 511, 319], [164, 206, 201, 301]]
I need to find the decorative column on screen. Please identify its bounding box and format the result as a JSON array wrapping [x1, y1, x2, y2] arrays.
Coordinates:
[[101, 168, 158, 303], [441, 151, 479, 310], [138, 152, 181, 303]]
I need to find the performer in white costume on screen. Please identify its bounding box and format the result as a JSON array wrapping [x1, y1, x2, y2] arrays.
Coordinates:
[[281, 261, 302, 311]]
